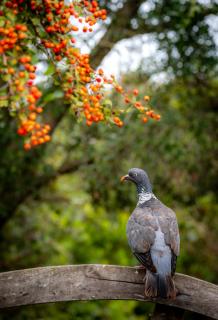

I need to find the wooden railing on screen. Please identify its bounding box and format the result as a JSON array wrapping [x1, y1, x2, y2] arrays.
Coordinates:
[[0, 265, 217, 319]]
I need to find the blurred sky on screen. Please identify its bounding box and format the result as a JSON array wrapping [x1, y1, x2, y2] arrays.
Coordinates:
[[73, 2, 218, 83]]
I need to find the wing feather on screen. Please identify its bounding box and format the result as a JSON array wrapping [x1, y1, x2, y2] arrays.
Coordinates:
[[171, 251, 177, 275], [155, 203, 180, 256], [126, 206, 157, 253], [134, 252, 157, 273]]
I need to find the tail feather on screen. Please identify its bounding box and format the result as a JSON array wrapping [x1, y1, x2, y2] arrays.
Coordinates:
[[145, 271, 158, 297], [145, 271, 176, 299], [158, 274, 168, 298], [165, 275, 177, 299]]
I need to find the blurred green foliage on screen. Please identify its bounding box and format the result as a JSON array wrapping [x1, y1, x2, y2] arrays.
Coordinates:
[[147, 1, 218, 77]]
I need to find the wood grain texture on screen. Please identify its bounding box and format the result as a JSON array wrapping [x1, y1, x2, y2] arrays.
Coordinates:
[[0, 265, 217, 319]]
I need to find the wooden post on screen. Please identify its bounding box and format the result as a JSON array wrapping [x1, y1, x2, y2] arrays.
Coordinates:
[[0, 265, 217, 319]]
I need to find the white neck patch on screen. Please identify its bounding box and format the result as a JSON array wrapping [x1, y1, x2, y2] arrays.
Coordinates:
[[138, 192, 157, 205]]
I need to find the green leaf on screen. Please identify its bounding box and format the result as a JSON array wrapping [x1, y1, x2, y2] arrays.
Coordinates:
[[0, 17, 5, 27], [0, 100, 8, 107], [45, 63, 56, 76], [102, 99, 112, 107], [43, 90, 64, 102]]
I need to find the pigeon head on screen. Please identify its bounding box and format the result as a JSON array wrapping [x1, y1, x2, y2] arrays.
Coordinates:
[[121, 168, 152, 193]]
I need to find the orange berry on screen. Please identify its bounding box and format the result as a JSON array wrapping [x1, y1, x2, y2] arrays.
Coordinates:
[[133, 89, 139, 96], [44, 124, 51, 131], [72, 25, 79, 31], [28, 104, 36, 111], [17, 127, 27, 136], [19, 71, 25, 78], [146, 110, 152, 116], [55, 55, 62, 61], [38, 137, 45, 144], [155, 114, 161, 120], [34, 123, 41, 130], [86, 120, 92, 126], [18, 32, 27, 39], [29, 112, 36, 121], [24, 143, 31, 150], [44, 135, 51, 142], [92, 1, 98, 7], [117, 121, 123, 127], [31, 140, 38, 146], [27, 95, 36, 103], [115, 86, 123, 93], [7, 67, 15, 74], [17, 85, 24, 92], [29, 73, 36, 79], [36, 107, 43, 113], [36, 131, 43, 137], [144, 95, 150, 102], [113, 117, 120, 123], [98, 68, 104, 76], [134, 102, 141, 108]]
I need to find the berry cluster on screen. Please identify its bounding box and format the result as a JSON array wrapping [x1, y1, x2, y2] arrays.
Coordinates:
[[0, 18, 52, 147], [0, 0, 160, 150]]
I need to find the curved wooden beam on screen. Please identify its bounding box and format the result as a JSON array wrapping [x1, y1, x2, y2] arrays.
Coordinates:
[[0, 265, 217, 319]]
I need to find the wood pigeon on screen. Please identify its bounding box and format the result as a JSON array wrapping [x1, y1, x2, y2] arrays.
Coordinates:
[[121, 168, 180, 299]]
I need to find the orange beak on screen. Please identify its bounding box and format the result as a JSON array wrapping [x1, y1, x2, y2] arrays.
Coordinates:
[[120, 175, 129, 182]]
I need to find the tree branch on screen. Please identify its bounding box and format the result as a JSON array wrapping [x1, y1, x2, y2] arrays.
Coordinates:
[[90, 0, 145, 68], [0, 158, 93, 231]]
